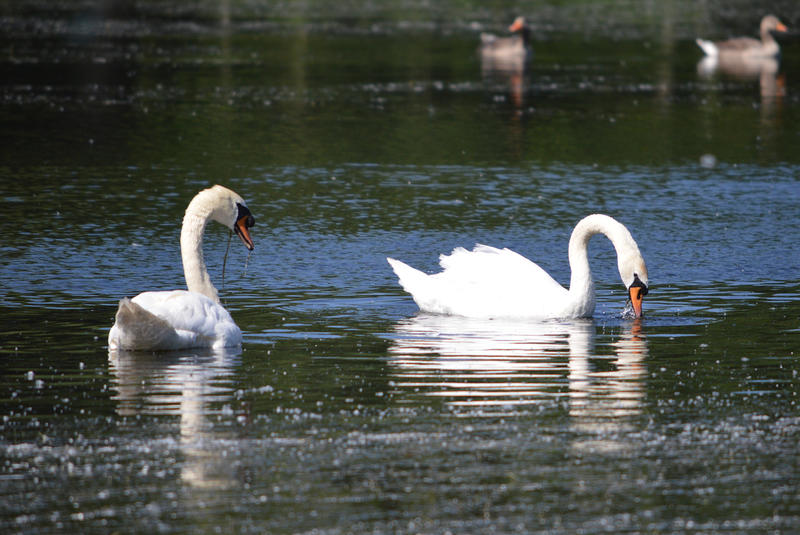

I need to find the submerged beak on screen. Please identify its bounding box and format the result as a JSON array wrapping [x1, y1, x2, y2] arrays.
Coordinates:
[[234, 204, 255, 251], [629, 286, 644, 318], [627, 275, 648, 318]]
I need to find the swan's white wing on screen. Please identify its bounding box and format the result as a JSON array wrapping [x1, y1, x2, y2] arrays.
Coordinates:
[[389, 245, 571, 319], [108, 290, 241, 351]]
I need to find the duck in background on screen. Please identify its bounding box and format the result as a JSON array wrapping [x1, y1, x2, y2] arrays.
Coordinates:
[[696, 15, 788, 59], [479, 17, 532, 108], [480, 16, 532, 67], [696, 15, 789, 101]]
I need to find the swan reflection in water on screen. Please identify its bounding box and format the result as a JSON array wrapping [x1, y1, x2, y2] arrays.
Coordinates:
[[387, 315, 648, 434], [109, 347, 241, 489]]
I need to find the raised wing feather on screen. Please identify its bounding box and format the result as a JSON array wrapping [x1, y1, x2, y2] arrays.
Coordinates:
[[389, 245, 572, 318]]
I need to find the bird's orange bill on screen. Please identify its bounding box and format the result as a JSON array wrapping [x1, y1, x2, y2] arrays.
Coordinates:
[[509, 19, 524, 32], [235, 216, 254, 250], [628, 284, 645, 318], [234, 203, 255, 250], [777, 22, 788, 32]]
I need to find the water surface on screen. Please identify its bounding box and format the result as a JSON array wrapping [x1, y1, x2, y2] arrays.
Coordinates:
[[2, 1, 800, 533]]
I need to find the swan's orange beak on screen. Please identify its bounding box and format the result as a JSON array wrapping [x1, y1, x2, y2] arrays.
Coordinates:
[[627, 275, 648, 318], [777, 22, 788, 32], [234, 204, 255, 251], [629, 285, 645, 318]]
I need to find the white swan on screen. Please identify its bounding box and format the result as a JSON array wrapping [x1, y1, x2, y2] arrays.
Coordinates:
[[108, 185, 255, 351], [387, 214, 649, 319]]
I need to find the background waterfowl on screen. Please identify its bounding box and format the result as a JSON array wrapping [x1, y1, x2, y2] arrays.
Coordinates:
[[696, 15, 788, 58], [480, 16, 532, 61]]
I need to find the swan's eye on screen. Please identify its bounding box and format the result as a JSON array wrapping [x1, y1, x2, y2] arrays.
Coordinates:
[[630, 273, 648, 296], [236, 203, 255, 227]]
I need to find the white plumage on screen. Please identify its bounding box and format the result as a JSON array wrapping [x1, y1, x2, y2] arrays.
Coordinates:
[[388, 214, 649, 320], [389, 246, 570, 318], [108, 185, 255, 351], [695, 39, 720, 58]]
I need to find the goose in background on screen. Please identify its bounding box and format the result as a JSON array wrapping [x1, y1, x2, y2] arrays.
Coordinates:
[[696, 15, 788, 58], [108, 185, 255, 351], [387, 214, 649, 320], [480, 16, 532, 64]]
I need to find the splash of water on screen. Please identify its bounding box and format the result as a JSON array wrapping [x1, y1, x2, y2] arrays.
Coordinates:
[[620, 300, 637, 319]]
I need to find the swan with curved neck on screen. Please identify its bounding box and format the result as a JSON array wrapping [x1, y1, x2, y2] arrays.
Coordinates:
[[387, 214, 649, 319], [108, 185, 255, 351]]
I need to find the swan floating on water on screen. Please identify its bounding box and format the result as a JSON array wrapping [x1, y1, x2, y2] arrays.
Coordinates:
[[387, 214, 649, 320], [108, 185, 255, 351]]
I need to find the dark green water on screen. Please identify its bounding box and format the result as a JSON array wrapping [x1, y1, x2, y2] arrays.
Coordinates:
[[2, 1, 800, 533]]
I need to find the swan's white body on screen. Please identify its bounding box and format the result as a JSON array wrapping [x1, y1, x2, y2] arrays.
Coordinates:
[[387, 214, 648, 320], [109, 291, 241, 351], [108, 185, 255, 351]]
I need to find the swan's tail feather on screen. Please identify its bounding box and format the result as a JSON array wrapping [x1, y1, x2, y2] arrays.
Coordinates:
[[387, 258, 430, 294], [696, 38, 718, 57], [108, 298, 179, 351], [387, 257, 453, 314]]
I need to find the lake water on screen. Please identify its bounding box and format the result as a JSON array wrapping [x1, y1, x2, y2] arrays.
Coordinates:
[[2, 1, 800, 533]]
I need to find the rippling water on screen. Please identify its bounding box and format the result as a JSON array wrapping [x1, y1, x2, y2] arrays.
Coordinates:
[[2, 1, 800, 533]]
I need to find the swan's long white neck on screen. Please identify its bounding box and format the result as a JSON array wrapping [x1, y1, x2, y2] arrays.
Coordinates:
[[566, 214, 641, 315], [180, 193, 222, 303]]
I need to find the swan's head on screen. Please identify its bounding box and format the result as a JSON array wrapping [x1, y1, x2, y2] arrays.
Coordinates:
[[572, 214, 650, 318], [619, 254, 649, 318], [194, 185, 256, 250]]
